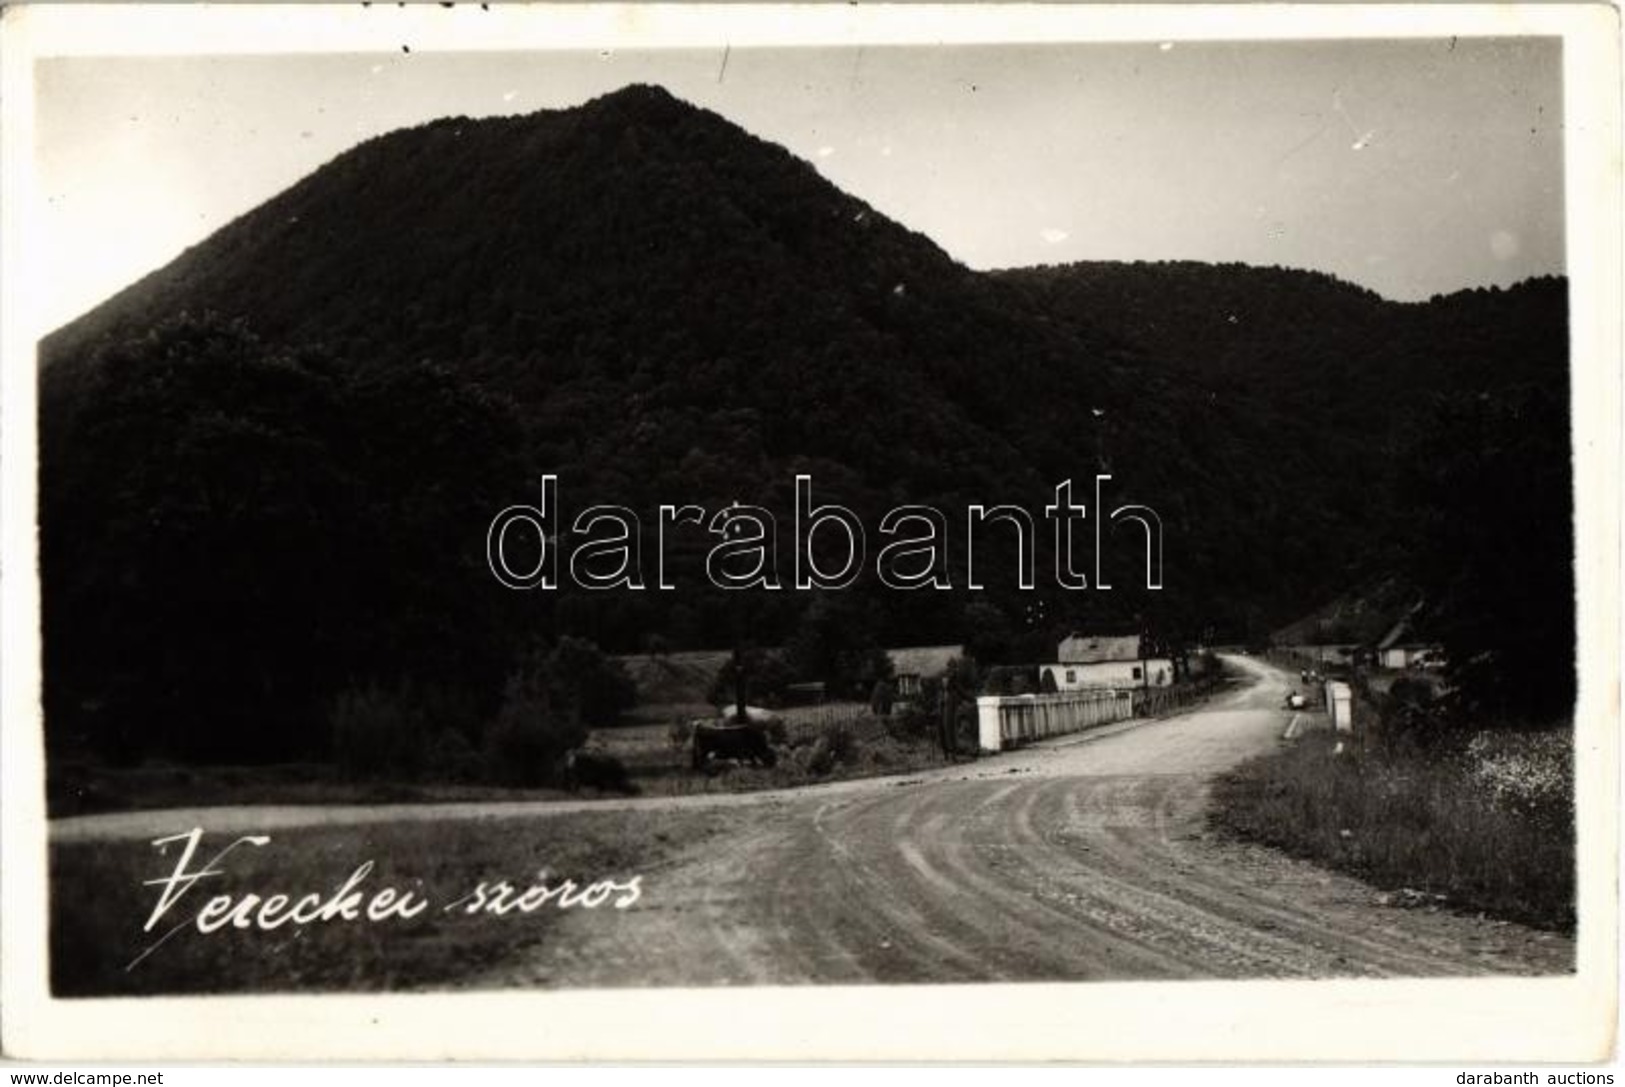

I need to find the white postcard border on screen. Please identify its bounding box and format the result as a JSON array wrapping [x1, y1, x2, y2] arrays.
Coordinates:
[[2, 2, 1618, 1064]]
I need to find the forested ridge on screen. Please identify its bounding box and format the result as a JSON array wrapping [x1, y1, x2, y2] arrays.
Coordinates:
[[38, 84, 1573, 763]]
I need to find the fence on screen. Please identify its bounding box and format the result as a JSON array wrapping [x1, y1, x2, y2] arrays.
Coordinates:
[[975, 690, 1134, 752], [1130, 683, 1215, 718]]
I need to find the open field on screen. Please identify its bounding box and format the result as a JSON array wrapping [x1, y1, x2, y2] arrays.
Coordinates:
[[614, 650, 731, 709]]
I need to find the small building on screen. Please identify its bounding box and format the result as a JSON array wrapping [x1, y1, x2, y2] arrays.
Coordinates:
[[1375, 617, 1444, 670], [886, 644, 963, 700], [1041, 634, 1174, 692]]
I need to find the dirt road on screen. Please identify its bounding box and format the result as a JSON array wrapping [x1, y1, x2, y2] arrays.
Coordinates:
[[53, 657, 1573, 984], [469, 656, 1574, 986]]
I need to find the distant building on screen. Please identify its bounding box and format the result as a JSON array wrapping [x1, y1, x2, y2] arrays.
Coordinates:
[[783, 681, 826, 706], [1041, 634, 1174, 691], [1375, 617, 1444, 670], [886, 644, 963, 700]]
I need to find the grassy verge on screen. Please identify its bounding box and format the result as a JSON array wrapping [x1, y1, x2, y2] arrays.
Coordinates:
[[50, 804, 746, 996], [1210, 727, 1574, 932]]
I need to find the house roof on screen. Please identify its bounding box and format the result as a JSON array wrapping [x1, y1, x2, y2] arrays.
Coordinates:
[[1058, 634, 1143, 664], [887, 644, 963, 677], [1376, 620, 1410, 650], [1269, 578, 1420, 647], [1376, 602, 1435, 650]]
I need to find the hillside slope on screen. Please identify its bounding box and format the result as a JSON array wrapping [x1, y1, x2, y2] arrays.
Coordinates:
[[37, 84, 1574, 759]]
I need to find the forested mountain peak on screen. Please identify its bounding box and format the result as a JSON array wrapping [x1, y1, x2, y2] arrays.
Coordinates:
[[42, 82, 957, 370], [38, 85, 1574, 762], [578, 80, 702, 119]]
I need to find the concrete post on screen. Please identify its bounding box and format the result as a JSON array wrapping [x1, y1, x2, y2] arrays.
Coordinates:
[[1325, 681, 1353, 733], [977, 696, 1003, 753]]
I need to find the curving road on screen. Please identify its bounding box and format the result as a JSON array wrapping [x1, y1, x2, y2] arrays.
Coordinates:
[[52, 656, 1574, 985], [470, 656, 1575, 987]]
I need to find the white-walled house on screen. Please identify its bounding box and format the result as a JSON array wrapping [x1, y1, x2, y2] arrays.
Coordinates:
[[886, 644, 964, 700], [1040, 634, 1175, 691], [1375, 618, 1445, 670]]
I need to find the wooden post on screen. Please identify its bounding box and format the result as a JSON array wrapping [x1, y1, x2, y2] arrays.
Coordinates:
[[732, 642, 747, 724]]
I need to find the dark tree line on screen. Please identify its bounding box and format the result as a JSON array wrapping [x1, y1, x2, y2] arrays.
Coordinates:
[[40, 314, 557, 764], [1394, 384, 1574, 720]]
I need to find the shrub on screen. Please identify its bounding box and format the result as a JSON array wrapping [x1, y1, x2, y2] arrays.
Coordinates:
[[826, 719, 859, 763], [1464, 728, 1573, 830], [667, 716, 695, 749], [563, 750, 639, 795], [483, 650, 587, 787], [807, 738, 835, 776], [953, 702, 981, 755], [943, 655, 982, 700], [869, 679, 895, 717], [330, 681, 432, 780], [426, 728, 484, 783], [550, 636, 637, 726], [762, 716, 789, 746], [708, 649, 794, 710], [1377, 676, 1453, 750], [983, 665, 1036, 696], [885, 703, 931, 741], [808, 719, 860, 776], [888, 673, 972, 749]]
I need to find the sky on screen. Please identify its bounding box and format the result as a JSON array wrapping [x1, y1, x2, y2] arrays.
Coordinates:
[[34, 37, 1564, 330]]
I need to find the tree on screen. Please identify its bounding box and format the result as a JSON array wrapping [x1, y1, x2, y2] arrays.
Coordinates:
[[342, 358, 532, 702], [40, 314, 360, 762], [962, 600, 1015, 665], [709, 649, 794, 711], [38, 313, 539, 765], [784, 595, 895, 700], [483, 645, 588, 786], [1398, 385, 1574, 722], [937, 654, 983, 758], [549, 636, 638, 725], [869, 678, 895, 717]]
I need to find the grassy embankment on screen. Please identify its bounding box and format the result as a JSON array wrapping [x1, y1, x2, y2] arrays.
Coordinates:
[[51, 803, 750, 996], [1211, 693, 1574, 932]]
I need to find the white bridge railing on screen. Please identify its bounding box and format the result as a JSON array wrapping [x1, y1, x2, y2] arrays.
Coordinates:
[[975, 690, 1134, 753]]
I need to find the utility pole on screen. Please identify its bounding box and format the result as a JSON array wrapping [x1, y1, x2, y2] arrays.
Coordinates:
[[730, 597, 749, 724]]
